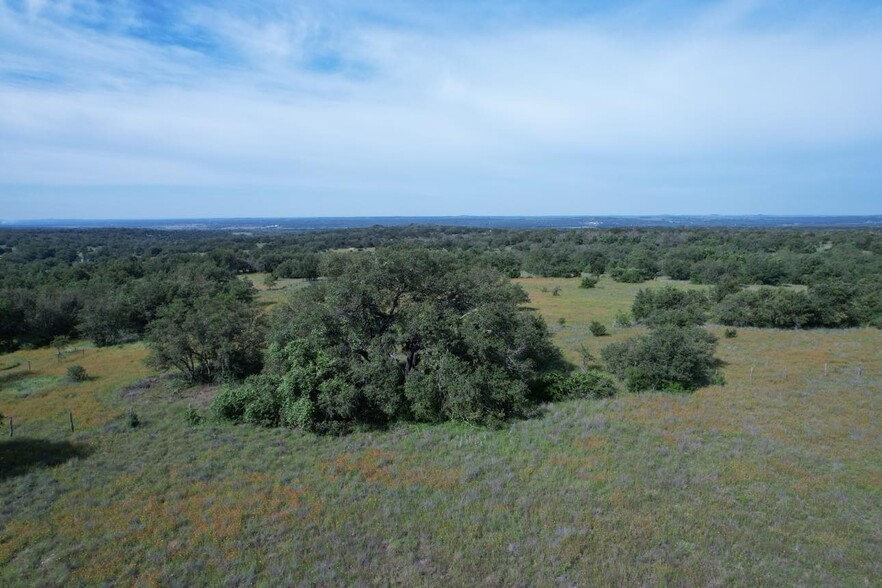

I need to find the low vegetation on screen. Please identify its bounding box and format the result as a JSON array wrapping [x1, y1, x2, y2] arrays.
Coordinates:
[[65, 364, 88, 383], [602, 326, 723, 392]]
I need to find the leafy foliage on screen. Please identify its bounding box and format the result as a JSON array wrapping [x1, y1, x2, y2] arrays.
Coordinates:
[[602, 326, 721, 392], [185, 405, 203, 425], [1, 225, 880, 354], [214, 248, 565, 430], [609, 267, 648, 283], [632, 286, 710, 326], [579, 275, 598, 288], [589, 321, 609, 336], [66, 364, 88, 383], [613, 310, 632, 328], [146, 284, 265, 384], [545, 369, 618, 400]]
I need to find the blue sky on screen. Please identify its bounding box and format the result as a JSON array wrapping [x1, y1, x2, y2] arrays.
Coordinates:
[[1, 0, 881, 219]]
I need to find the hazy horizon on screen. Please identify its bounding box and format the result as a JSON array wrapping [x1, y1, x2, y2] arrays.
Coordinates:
[[5, 214, 882, 232]]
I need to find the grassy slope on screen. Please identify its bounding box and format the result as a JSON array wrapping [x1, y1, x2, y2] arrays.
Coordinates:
[[1, 278, 880, 585]]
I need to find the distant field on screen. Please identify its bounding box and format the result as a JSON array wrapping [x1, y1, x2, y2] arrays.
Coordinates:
[[515, 276, 709, 362], [1, 277, 880, 585], [239, 272, 310, 307]]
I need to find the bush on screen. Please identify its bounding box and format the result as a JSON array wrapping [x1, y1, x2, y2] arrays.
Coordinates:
[[716, 288, 817, 329], [213, 376, 282, 426], [213, 382, 259, 422], [632, 286, 710, 326], [589, 321, 608, 336], [558, 317, 566, 326], [547, 369, 618, 400], [66, 364, 88, 383], [724, 327, 738, 338], [610, 267, 648, 283], [128, 410, 141, 429], [551, 286, 562, 296], [579, 276, 598, 289], [185, 405, 203, 425], [602, 326, 722, 392], [613, 311, 632, 328], [281, 396, 316, 430]]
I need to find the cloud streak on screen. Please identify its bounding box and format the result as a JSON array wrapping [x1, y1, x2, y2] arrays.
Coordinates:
[[1, 0, 881, 217]]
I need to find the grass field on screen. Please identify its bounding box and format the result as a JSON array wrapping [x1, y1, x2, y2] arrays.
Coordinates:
[[1, 277, 880, 585], [239, 273, 310, 308]]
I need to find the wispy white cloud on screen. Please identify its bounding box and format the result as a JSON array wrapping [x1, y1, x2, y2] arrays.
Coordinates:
[[1, 0, 881, 216]]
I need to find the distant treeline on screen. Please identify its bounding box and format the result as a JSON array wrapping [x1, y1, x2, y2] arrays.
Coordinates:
[[1, 225, 880, 351]]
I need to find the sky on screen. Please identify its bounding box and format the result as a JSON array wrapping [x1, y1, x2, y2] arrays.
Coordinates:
[[1, 0, 881, 219]]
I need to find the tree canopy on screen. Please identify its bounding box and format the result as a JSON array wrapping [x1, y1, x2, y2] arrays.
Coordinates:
[[213, 248, 565, 431]]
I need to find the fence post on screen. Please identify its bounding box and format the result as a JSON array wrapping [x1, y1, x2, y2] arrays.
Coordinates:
[[8, 416, 12, 437], [824, 362, 828, 377], [749, 366, 754, 383], [69, 412, 74, 432]]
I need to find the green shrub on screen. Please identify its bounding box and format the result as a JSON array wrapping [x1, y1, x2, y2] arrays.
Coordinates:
[[579, 275, 598, 289], [551, 286, 561, 296], [724, 327, 738, 338], [610, 267, 647, 283], [66, 364, 88, 383], [240, 383, 282, 426], [281, 396, 316, 430], [185, 405, 203, 425], [558, 317, 566, 326], [589, 321, 608, 336], [128, 410, 141, 429], [632, 286, 710, 326], [613, 311, 632, 328], [716, 288, 818, 328], [545, 369, 618, 400], [212, 382, 260, 422], [602, 326, 722, 392]]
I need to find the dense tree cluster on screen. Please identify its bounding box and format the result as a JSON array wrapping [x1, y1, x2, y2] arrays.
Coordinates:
[[1, 225, 880, 354], [145, 285, 265, 383], [715, 284, 879, 328], [631, 287, 711, 327], [213, 248, 565, 431]]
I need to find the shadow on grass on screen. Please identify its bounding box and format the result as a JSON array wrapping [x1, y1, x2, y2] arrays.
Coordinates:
[[0, 370, 34, 388], [0, 438, 92, 480]]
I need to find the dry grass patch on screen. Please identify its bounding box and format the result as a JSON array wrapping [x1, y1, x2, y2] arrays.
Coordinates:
[[0, 343, 152, 431]]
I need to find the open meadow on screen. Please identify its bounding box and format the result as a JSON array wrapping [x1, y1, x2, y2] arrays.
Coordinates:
[[1, 277, 880, 585]]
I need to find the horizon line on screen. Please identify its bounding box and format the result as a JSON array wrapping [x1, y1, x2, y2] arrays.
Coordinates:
[[5, 213, 882, 223]]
